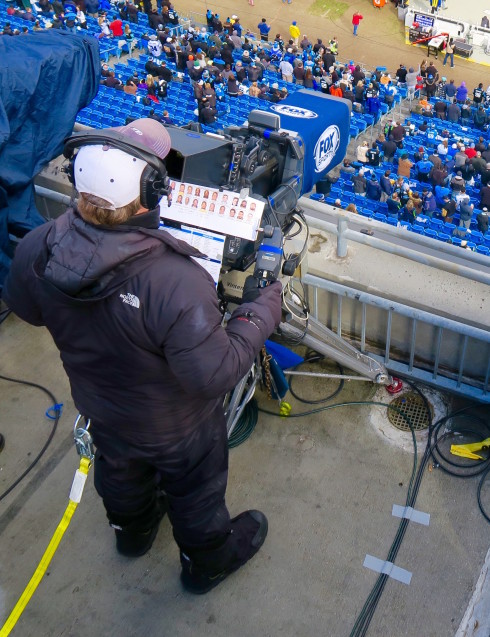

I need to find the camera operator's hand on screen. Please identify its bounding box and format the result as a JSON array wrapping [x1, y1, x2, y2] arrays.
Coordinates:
[[242, 275, 261, 303], [242, 276, 282, 327]]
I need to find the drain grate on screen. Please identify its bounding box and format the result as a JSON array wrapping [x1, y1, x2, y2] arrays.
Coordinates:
[[387, 392, 432, 432]]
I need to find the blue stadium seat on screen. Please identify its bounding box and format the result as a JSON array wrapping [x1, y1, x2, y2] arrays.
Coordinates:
[[424, 228, 438, 240], [358, 209, 373, 219], [430, 219, 443, 233], [443, 222, 456, 234], [451, 237, 462, 246], [373, 212, 387, 224], [467, 230, 483, 245], [476, 245, 490, 256], [409, 224, 424, 234], [386, 217, 398, 227], [437, 232, 451, 242]]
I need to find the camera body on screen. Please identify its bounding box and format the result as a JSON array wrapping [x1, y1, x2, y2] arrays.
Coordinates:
[[162, 90, 352, 272]]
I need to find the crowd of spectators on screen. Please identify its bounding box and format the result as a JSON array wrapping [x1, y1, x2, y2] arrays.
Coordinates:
[[3, 0, 490, 250]]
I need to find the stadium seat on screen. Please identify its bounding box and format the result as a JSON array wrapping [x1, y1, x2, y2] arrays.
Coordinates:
[[386, 217, 398, 227], [467, 230, 483, 245], [429, 219, 443, 233], [476, 245, 490, 256], [424, 228, 438, 239], [358, 209, 373, 219], [409, 224, 424, 234], [373, 212, 387, 224], [437, 232, 451, 243]]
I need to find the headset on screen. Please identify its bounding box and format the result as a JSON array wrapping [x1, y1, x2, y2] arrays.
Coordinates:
[[63, 129, 172, 209]]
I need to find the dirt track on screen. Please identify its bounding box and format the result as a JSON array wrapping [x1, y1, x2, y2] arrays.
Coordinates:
[[174, 0, 487, 90]]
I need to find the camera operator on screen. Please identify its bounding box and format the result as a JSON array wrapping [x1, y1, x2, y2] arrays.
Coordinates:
[[2, 118, 282, 594]]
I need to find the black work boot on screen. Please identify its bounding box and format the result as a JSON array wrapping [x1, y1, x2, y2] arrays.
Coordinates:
[[110, 494, 167, 558], [180, 510, 268, 594]]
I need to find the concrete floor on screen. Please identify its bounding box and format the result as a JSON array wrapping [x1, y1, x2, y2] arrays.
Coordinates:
[[1, 312, 489, 637]]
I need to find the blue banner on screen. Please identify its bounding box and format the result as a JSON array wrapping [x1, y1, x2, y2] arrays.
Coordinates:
[[270, 90, 352, 194]]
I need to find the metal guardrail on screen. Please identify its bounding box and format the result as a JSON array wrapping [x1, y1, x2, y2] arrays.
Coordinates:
[[302, 200, 490, 286], [303, 274, 490, 402]]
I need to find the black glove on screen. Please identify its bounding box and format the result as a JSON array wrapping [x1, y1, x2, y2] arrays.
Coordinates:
[[241, 275, 261, 304], [242, 277, 283, 327]]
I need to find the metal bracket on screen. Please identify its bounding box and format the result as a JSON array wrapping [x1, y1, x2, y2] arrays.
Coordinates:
[[73, 414, 95, 462]]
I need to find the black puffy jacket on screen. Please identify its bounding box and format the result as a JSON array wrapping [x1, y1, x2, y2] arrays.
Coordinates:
[[3, 208, 281, 441]]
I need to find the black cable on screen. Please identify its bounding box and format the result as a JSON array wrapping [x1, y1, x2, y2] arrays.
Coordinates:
[[477, 464, 490, 523], [287, 353, 345, 404], [0, 374, 61, 502]]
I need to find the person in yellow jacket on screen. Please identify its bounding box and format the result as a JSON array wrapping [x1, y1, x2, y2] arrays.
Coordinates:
[[289, 21, 300, 46]]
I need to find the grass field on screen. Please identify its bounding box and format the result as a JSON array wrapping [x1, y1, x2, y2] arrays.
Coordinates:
[[309, 0, 349, 19]]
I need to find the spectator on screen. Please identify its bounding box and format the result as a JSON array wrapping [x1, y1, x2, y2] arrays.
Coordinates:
[[352, 170, 367, 195], [480, 183, 490, 210], [444, 79, 457, 102], [450, 171, 465, 192], [366, 173, 382, 201], [257, 18, 271, 42], [443, 38, 454, 68], [441, 194, 456, 224], [406, 67, 418, 101], [391, 121, 405, 146], [109, 14, 123, 37], [279, 57, 293, 83], [458, 198, 474, 229], [434, 100, 446, 119], [227, 74, 241, 97], [416, 154, 433, 182], [356, 140, 369, 164], [380, 170, 393, 202], [473, 83, 485, 104], [447, 101, 461, 123], [398, 153, 413, 178], [455, 81, 468, 103], [367, 143, 380, 166], [289, 21, 300, 46], [473, 106, 488, 130], [400, 199, 416, 224], [386, 192, 401, 218], [421, 188, 437, 218], [345, 203, 358, 214], [476, 208, 489, 235], [382, 135, 397, 161]]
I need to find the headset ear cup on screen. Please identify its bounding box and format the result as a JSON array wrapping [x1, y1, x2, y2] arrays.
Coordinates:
[[140, 164, 159, 210]]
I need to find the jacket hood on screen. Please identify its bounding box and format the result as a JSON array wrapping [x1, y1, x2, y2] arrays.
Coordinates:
[[37, 208, 202, 301]]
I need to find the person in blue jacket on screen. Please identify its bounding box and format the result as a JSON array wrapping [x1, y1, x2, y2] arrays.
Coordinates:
[[257, 17, 271, 42], [416, 154, 433, 182]]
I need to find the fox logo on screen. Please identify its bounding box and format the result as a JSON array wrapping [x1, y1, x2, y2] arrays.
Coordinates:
[[314, 125, 340, 173]]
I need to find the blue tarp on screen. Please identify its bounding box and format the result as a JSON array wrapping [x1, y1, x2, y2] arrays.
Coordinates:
[[270, 90, 352, 194], [0, 30, 100, 288]]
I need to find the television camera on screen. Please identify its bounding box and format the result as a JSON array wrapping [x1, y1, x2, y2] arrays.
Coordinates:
[[159, 91, 394, 436], [161, 89, 352, 282]]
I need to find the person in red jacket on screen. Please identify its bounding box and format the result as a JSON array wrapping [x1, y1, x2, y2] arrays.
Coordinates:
[[109, 14, 123, 37], [352, 11, 363, 35]]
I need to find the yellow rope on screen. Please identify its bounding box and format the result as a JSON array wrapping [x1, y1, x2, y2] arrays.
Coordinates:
[[0, 456, 92, 637]]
